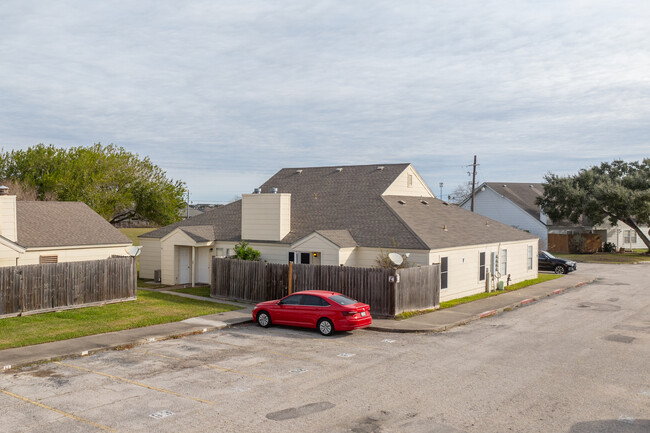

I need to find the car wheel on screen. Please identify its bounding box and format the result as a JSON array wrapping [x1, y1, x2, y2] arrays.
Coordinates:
[[317, 318, 334, 336], [554, 265, 566, 274], [257, 311, 271, 328]]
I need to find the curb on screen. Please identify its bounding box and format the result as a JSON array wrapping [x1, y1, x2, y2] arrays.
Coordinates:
[[367, 278, 596, 334]]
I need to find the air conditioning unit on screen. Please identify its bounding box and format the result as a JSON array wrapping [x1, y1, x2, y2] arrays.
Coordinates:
[[154, 269, 161, 283]]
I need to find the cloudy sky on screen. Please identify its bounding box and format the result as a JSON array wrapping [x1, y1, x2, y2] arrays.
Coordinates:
[[1, 1, 649, 203]]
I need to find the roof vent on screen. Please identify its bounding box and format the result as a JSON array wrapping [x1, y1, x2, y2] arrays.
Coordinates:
[[398, 200, 406, 205], [421, 200, 429, 205], [377, 166, 384, 170], [336, 167, 343, 172], [253, 188, 261, 194], [443, 201, 449, 206], [296, 169, 303, 174], [270, 187, 278, 194], [443, 224, 448, 231], [502, 184, 507, 187], [0, 186, 8, 196], [529, 184, 534, 188]]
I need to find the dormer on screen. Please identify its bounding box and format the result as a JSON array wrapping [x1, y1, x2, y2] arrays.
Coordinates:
[[382, 165, 434, 198]]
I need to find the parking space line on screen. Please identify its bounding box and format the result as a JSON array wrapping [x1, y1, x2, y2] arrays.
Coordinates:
[[54, 362, 216, 405], [1, 389, 116, 432], [191, 337, 323, 364], [311, 338, 376, 350], [204, 364, 276, 382]]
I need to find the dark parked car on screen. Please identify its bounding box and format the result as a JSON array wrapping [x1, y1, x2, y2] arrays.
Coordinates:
[[538, 250, 577, 274], [252, 290, 372, 336]]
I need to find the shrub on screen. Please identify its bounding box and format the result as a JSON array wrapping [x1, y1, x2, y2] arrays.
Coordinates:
[[602, 242, 617, 253], [234, 240, 261, 261], [568, 234, 587, 253]]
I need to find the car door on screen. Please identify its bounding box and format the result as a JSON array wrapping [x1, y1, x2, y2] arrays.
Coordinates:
[[538, 253, 551, 271], [298, 294, 328, 327], [275, 294, 303, 325]]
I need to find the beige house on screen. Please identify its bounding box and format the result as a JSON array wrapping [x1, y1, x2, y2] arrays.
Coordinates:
[[0, 189, 132, 267], [140, 164, 538, 302]]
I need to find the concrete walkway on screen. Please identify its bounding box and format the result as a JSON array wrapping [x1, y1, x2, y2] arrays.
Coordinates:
[[369, 272, 595, 332], [1, 273, 594, 369]]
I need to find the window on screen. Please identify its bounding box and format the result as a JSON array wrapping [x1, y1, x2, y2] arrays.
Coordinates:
[[441, 257, 448, 289], [479, 252, 485, 281], [407, 174, 413, 187], [527, 246, 533, 270], [500, 250, 508, 275], [301, 295, 329, 306], [623, 230, 637, 244], [288, 252, 295, 263], [329, 294, 357, 305], [300, 252, 310, 264], [279, 294, 302, 305]]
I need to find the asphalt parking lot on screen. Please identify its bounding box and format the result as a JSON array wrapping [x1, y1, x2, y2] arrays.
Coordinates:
[[1, 263, 649, 433]]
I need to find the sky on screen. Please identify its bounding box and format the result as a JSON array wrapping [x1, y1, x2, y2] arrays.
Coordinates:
[[1, 1, 649, 203]]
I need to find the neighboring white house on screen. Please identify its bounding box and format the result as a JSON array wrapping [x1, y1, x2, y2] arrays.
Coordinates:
[[0, 188, 132, 267], [460, 182, 649, 251], [459, 182, 593, 250], [140, 164, 538, 302]]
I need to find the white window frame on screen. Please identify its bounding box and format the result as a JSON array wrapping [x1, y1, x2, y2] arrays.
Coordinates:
[[527, 246, 533, 270]]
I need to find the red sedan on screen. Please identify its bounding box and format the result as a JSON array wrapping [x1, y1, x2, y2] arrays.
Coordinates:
[[252, 290, 372, 336]]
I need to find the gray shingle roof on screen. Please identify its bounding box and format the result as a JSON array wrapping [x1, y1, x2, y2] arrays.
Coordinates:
[[484, 182, 545, 221], [16, 201, 131, 248], [179, 226, 215, 242], [314, 230, 358, 248], [383, 195, 538, 249], [141, 164, 537, 251]]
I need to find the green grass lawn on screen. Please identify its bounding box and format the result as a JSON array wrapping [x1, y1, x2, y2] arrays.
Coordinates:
[[0, 290, 241, 350], [555, 252, 650, 264], [396, 274, 564, 320], [137, 278, 167, 289], [118, 227, 155, 246], [170, 286, 212, 298]]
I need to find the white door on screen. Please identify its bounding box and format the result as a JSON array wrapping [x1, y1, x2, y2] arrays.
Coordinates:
[[178, 247, 191, 284], [197, 248, 211, 284]]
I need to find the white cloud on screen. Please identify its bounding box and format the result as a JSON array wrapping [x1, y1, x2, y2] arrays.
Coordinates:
[[1, 0, 649, 201]]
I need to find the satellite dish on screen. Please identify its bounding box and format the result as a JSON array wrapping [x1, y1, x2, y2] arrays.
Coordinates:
[[388, 252, 403, 266], [125, 246, 142, 257]]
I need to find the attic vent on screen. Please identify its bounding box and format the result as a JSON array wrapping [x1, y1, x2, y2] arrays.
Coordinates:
[[253, 188, 261, 194], [296, 169, 303, 174], [421, 200, 429, 205], [377, 166, 384, 170], [336, 167, 343, 172], [398, 200, 406, 205], [40, 255, 58, 264], [270, 187, 278, 194], [442, 201, 449, 206]]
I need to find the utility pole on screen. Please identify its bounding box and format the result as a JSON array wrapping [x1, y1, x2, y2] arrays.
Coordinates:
[[470, 155, 478, 212], [186, 189, 190, 219], [439, 182, 443, 199]]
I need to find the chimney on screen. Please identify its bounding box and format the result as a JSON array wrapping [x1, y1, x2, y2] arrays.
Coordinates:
[[0, 187, 18, 242], [241, 191, 291, 241]]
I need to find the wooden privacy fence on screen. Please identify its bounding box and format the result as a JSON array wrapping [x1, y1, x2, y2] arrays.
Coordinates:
[[211, 258, 440, 317], [548, 233, 602, 253], [0, 257, 137, 318]]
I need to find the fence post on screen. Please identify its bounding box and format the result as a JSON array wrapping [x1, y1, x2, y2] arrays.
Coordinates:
[[389, 270, 397, 316], [288, 261, 293, 295]]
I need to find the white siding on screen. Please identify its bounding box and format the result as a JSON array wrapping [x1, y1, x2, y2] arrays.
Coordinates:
[[461, 187, 547, 249], [290, 234, 342, 266], [16, 245, 130, 266], [0, 244, 20, 267], [383, 166, 434, 198], [430, 240, 538, 302], [0, 195, 18, 242], [241, 193, 291, 241], [345, 247, 430, 268], [597, 222, 650, 250], [139, 238, 161, 279]]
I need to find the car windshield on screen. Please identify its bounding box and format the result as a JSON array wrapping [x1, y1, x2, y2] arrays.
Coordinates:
[[542, 251, 557, 259], [328, 294, 358, 305]]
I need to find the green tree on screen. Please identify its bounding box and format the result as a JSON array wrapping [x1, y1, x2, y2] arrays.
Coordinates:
[[0, 143, 186, 225], [537, 159, 650, 252], [234, 241, 261, 261]]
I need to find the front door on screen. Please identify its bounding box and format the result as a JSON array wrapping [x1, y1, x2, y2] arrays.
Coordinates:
[[178, 247, 191, 284], [197, 248, 211, 284]]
